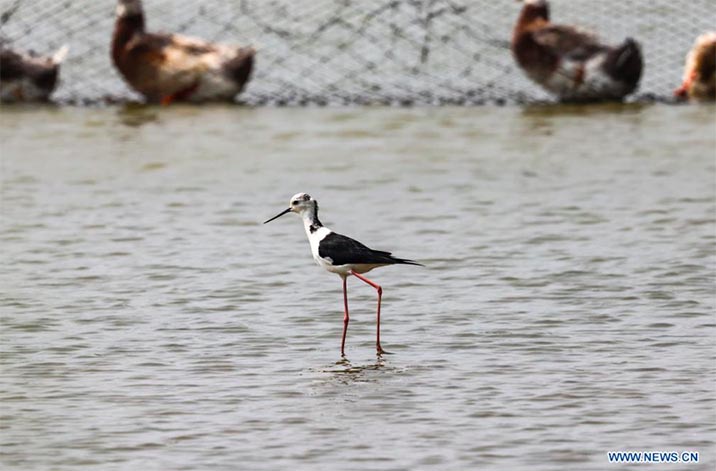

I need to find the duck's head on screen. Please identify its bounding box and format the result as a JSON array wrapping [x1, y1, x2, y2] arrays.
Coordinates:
[[675, 32, 716, 99], [519, 0, 550, 22], [116, 0, 143, 18], [264, 193, 317, 223]]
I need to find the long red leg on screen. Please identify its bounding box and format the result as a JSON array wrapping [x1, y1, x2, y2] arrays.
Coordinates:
[[341, 276, 349, 357], [350, 271, 385, 355]]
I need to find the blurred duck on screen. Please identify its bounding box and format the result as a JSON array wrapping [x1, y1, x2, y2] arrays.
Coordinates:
[[674, 32, 716, 102], [511, 0, 643, 102], [112, 0, 255, 104], [0, 45, 68, 103]]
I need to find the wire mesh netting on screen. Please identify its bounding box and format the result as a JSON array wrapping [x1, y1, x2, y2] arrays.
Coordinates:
[[1, 0, 714, 105]]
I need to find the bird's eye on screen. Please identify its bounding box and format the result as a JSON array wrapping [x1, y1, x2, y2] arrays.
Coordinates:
[[291, 201, 298, 206]]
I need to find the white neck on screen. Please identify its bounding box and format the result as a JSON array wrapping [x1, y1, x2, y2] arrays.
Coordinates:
[[300, 203, 325, 238], [303, 219, 313, 239]]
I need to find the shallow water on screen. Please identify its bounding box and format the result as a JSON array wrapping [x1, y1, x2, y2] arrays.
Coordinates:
[[1, 103, 715, 470]]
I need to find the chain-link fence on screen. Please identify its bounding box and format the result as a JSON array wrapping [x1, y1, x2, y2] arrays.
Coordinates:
[[1, 0, 713, 105]]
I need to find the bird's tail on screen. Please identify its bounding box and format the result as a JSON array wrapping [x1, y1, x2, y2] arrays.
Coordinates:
[[603, 37, 643, 92], [51, 44, 69, 64], [391, 257, 425, 267], [222, 47, 254, 87]]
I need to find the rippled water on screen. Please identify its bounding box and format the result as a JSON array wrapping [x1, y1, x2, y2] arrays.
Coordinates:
[[1, 104, 715, 470]]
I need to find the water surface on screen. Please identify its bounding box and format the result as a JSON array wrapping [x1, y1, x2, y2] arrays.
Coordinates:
[[1, 104, 715, 470]]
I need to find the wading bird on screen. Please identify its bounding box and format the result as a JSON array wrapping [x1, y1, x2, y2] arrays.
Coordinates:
[[264, 193, 422, 357]]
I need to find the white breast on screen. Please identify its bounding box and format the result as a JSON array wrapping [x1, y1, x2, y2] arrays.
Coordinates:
[[302, 225, 328, 260]]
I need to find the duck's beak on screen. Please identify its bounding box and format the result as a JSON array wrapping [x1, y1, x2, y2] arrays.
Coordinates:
[[263, 208, 292, 224]]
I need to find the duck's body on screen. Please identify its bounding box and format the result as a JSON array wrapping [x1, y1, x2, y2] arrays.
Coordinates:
[[675, 32, 716, 102], [511, 0, 642, 102], [0, 46, 68, 103], [111, 0, 254, 104]]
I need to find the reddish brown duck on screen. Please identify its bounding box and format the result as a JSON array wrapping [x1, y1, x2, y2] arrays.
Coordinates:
[[111, 0, 255, 104], [511, 0, 643, 102], [0, 45, 68, 103], [675, 32, 716, 102]]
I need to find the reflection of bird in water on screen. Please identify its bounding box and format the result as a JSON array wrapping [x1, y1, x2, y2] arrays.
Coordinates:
[[264, 193, 422, 357], [0, 45, 68, 102], [511, 0, 643, 102], [324, 358, 387, 379], [675, 32, 716, 102], [112, 0, 254, 105]]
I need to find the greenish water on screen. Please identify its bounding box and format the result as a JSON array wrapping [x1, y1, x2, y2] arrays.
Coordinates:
[[1, 103, 715, 470]]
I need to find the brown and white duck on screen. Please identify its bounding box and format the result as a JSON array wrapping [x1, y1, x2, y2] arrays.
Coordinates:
[[111, 0, 255, 104], [0, 45, 68, 103], [511, 0, 643, 102], [675, 32, 716, 102]]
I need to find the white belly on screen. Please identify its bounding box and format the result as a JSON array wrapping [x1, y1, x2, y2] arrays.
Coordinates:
[[314, 255, 351, 275], [189, 70, 243, 101], [313, 255, 384, 277]]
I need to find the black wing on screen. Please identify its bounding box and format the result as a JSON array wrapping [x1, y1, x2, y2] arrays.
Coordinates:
[[318, 232, 422, 266]]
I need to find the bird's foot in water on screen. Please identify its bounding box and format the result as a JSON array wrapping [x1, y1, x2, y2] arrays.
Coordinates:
[[376, 346, 392, 356]]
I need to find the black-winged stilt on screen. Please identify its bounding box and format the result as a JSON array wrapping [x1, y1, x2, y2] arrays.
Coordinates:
[[264, 192, 422, 357]]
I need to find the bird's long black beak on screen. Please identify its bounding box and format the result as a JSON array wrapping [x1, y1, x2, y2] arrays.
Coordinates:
[[263, 207, 292, 224]]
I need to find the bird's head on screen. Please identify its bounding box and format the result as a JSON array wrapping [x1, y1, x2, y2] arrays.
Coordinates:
[[518, 0, 549, 21], [116, 0, 143, 18], [674, 32, 716, 99], [264, 192, 316, 223]]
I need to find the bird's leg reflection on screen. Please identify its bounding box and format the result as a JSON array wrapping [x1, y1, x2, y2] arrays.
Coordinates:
[[326, 356, 386, 375]]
